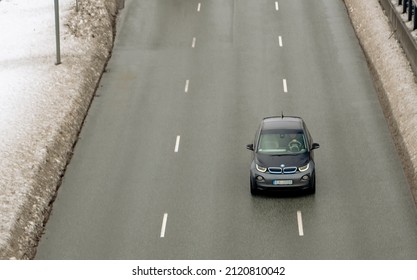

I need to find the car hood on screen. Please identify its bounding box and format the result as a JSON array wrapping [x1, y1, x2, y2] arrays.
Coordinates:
[[255, 152, 309, 168]]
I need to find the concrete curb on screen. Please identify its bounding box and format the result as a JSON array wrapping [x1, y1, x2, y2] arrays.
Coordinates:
[[343, 0, 417, 206], [379, 0, 417, 76]]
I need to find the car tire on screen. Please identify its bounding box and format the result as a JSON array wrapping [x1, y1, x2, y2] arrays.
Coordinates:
[[250, 177, 259, 195], [309, 173, 316, 194]]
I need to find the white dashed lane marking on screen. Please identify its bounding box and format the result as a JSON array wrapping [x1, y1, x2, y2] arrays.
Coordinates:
[[283, 79, 288, 93], [185, 80, 190, 93], [174, 135, 181, 153], [297, 211, 304, 236], [160, 213, 168, 238]]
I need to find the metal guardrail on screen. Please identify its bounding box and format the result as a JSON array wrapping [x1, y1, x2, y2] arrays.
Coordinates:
[[379, 0, 417, 75], [397, 0, 417, 29]]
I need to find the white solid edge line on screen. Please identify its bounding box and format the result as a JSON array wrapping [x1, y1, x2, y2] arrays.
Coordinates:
[[185, 79, 189, 93], [192, 37, 196, 48], [279, 36, 283, 47], [160, 213, 168, 238], [283, 79, 288, 93], [275, 1, 279, 11], [174, 135, 180, 152], [297, 210, 304, 236], [197, 2, 201, 12]]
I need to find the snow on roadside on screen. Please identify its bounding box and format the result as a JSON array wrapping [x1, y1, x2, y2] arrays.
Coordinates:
[[0, 0, 117, 259]]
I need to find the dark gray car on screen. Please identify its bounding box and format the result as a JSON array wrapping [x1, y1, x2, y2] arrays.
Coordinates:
[[246, 116, 319, 195]]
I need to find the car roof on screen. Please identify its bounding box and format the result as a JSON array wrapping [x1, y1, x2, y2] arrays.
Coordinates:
[[261, 116, 304, 131]]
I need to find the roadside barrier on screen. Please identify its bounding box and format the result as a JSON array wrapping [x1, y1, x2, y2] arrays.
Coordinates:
[[398, 0, 417, 29], [379, 0, 417, 74]]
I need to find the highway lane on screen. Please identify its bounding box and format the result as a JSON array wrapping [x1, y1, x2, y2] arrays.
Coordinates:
[[36, 0, 417, 259]]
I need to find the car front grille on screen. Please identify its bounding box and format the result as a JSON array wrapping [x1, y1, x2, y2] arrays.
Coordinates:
[[268, 167, 282, 174], [268, 167, 297, 174]]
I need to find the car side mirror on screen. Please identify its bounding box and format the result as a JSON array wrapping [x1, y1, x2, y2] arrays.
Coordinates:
[[246, 144, 254, 151], [312, 143, 320, 150]]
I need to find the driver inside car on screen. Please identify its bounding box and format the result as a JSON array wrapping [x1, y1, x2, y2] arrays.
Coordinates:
[[288, 133, 304, 152]]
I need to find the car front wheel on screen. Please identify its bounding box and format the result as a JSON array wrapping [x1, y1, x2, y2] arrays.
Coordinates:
[[250, 177, 259, 195], [309, 173, 316, 194]]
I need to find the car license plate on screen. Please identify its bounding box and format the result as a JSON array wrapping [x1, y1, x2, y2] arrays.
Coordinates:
[[273, 180, 293, 185]]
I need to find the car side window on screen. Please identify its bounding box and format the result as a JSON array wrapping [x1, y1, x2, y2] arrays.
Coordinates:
[[254, 125, 261, 150], [303, 124, 313, 149]]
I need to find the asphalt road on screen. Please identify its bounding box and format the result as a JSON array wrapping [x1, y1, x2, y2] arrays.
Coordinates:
[[36, 0, 417, 259]]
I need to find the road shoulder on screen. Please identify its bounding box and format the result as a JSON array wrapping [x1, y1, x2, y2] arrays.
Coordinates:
[[344, 0, 417, 205]]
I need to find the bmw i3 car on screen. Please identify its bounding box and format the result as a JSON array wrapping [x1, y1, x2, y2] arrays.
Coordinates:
[[246, 116, 319, 195]]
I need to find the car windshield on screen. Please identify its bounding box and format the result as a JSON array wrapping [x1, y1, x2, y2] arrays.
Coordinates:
[[257, 129, 307, 155]]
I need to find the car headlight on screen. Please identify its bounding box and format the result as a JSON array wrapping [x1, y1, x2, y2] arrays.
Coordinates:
[[298, 162, 310, 172], [256, 164, 267, 173]]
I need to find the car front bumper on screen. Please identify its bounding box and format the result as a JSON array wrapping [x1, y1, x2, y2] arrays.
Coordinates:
[[250, 162, 315, 191]]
